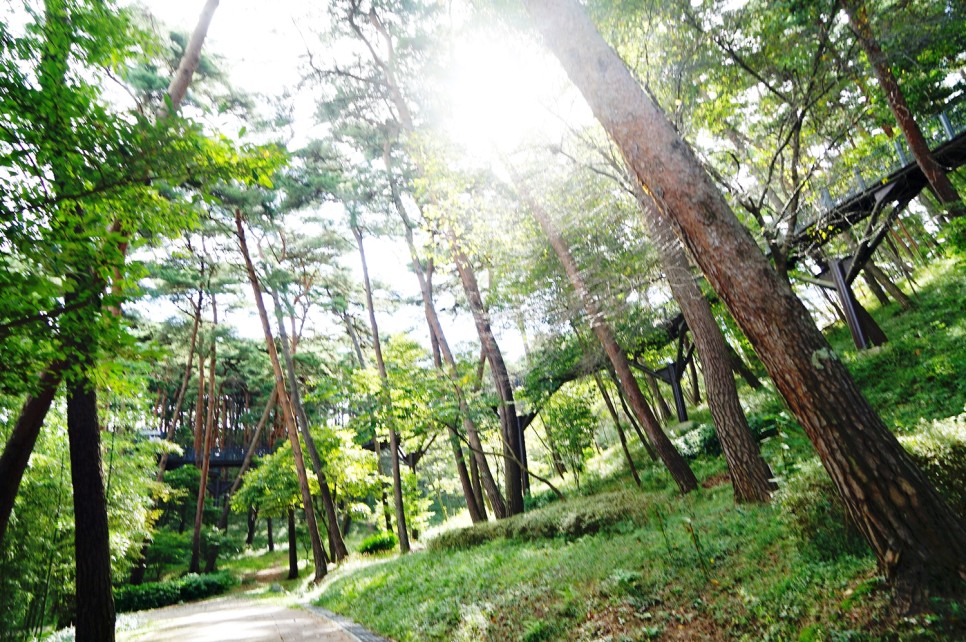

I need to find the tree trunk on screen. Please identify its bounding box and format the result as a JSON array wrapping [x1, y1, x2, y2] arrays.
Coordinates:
[[352, 224, 410, 553], [158, 292, 203, 481], [271, 291, 349, 561], [686, 338, 701, 405], [192, 353, 205, 457], [726, 342, 763, 390], [524, 0, 966, 603], [449, 239, 526, 515], [190, 303, 218, 575], [610, 369, 658, 461], [841, 0, 963, 218], [267, 516, 274, 552], [372, 438, 393, 532], [865, 262, 913, 310], [287, 507, 299, 580], [633, 183, 774, 502], [644, 372, 673, 423], [236, 211, 328, 582], [246, 507, 258, 547], [517, 180, 697, 493], [467, 448, 487, 520], [382, 159, 505, 519], [0, 365, 63, 548], [207, 389, 277, 571], [447, 424, 486, 523], [162, 0, 220, 116], [593, 373, 641, 487], [66, 378, 115, 642]]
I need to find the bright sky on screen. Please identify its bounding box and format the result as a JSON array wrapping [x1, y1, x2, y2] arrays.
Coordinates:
[[134, 0, 582, 362]]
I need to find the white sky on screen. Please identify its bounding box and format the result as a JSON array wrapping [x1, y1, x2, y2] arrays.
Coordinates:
[[134, 0, 573, 363]]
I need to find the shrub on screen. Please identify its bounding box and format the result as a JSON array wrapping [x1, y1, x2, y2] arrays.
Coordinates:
[[142, 530, 191, 581], [114, 571, 236, 613], [429, 490, 648, 551], [774, 459, 867, 561], [358, 531, 399, 555], [675, 419, 778, 460], [674, 423, 720, 459]]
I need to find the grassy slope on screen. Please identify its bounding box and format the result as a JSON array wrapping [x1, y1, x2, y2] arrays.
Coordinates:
[[313, 258, 965, 641]]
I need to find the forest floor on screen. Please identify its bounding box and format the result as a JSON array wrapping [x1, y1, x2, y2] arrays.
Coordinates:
[[115, 594, 383, 641], [304, 257, 966, 641]]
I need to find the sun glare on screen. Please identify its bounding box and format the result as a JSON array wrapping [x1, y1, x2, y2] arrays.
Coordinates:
[[442, 29, 592, 167]]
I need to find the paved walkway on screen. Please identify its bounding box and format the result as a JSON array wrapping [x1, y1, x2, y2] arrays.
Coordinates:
[[117, 595, 387, 641]]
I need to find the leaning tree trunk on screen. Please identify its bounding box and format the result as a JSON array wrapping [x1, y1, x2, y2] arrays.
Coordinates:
[[383, 155, 504, 520], [523, 0, 966, 605], [841, 0, 963, 219], [352, 224, 410, 553], [514, 177, 697, 494], [633, 182, 774, 503], [593, 373, 641, 488], [0, 364, 63, 548], [157, 291, 203, 480], [190, 309, 218, 575], [271, 291, 349, 561], [236, 211, 328, 582], [449, 238, 526, 515]]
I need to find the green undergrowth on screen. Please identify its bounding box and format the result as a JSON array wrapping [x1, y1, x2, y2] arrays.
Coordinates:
[[114, 571, 236, 613], [316, 477, 959, 641], [314, 259, 965, 641]]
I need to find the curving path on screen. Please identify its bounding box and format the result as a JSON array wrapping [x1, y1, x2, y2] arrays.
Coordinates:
[[117, 595, 385, 642]]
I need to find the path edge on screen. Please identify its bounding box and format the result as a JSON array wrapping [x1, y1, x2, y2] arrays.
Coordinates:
[[303, 604, 390, 642]]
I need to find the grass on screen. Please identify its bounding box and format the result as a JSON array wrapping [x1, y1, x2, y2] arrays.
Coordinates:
[[307, 257, 965, 641]]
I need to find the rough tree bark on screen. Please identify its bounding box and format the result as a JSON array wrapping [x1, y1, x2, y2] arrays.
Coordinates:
[[286, 507, 298, 580], [523, 0, 966, 604], [0, 365, 63, 547], [236, 211, 328, 582], [66, 377, 115, 641], [632, 182, 774, 502]]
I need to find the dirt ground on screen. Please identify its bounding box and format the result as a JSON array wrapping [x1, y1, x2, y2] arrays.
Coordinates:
[[116, 595, 369, 641]]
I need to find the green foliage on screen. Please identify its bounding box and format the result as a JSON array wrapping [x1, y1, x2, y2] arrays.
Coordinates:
[[0, 399, 160, 636], [113, 571, 236, 613], [142, 530, 192, 582], [540, 381, 598, 485], [899, 413, 966, 518], [774, 459, 868, 561], [674, 419, 774, 460], [358, 531, 399, 555], [943, 217, 966, 255], [832, 258, 966, 428], [429, 490, 648, 551], [230, 444, 310, 519]]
